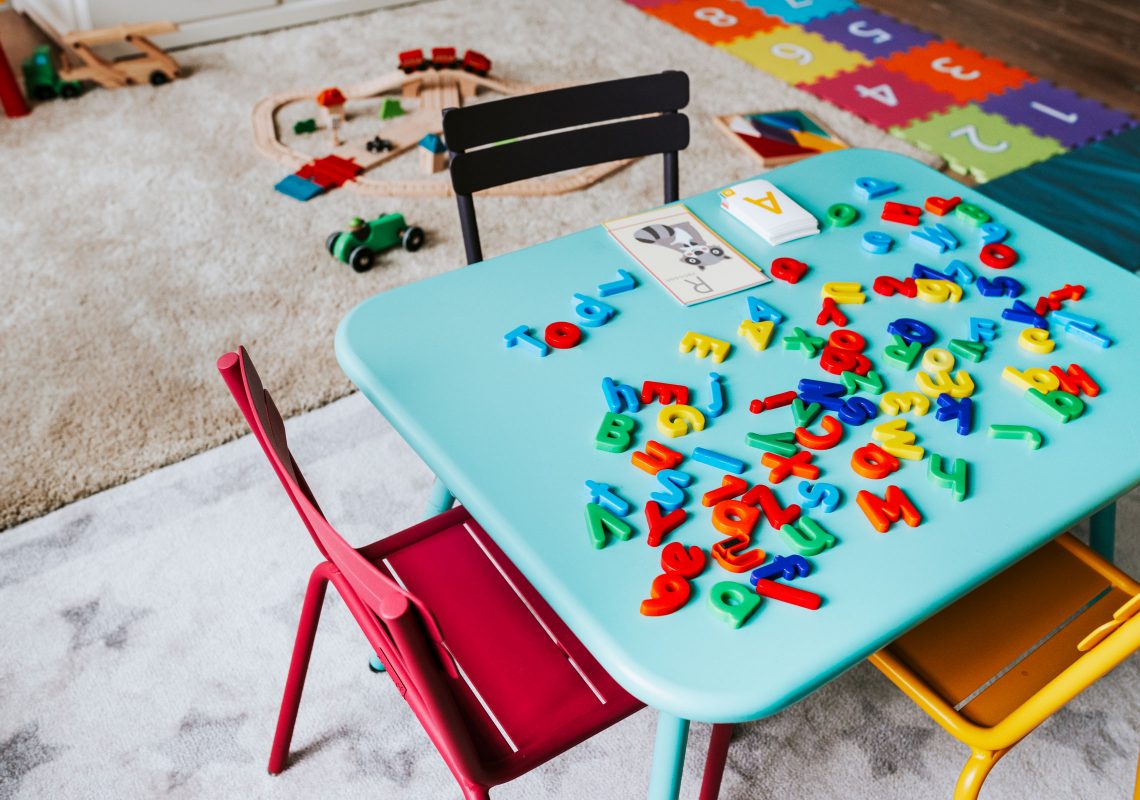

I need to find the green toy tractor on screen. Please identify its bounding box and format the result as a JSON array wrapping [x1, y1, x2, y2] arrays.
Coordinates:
[[326, 213, 425, 272], [22, 45, 83, 101]]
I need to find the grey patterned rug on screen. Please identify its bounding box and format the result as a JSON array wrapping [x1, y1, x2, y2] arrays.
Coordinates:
[[2, 393, 1138, 799]]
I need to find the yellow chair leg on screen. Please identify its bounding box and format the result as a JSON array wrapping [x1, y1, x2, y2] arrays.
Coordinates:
[[955, 747, 1010, 800]]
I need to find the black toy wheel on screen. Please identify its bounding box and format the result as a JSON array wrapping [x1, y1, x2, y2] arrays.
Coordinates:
[[149, 71, 171, 86], [325, 232, 341, 256], [32, 85, 56, 101], [60, 84, 81, 99], [349, 247, 376, 273], [402, 226, 425, 252]]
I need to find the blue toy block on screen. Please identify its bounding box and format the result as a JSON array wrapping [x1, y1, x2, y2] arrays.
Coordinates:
[[979, 222, 1008, 244], [1002, 300, 1048, 328], [651, 469, 692, 512], [601, 377, 640, 413], [705, 372, 727, 418], [854, 176, 899, 200], [912, 262, 947, 281], [1050, 308, 1099, 330], [910, 223, 959, 253], [749, 554, 811, 586], [935, 394, 974, 436], [1065, 323, 1113, 347], [976, 276, 1024, 297], [838, 395, 878, 426], [945, 259, 976, 284], [887, 317, 937, 345], [692, 447, 746, 475], [798, 480, 841, 513], [572, 293, 616, 327], [748, 296, 784, 324], [274, 174, 325, 201], [597, 268, 638, 297], [798, 379, 847, 411], [504, 325, 549, 356], [584, 480, 632, 516], [968, 317, 998, 342], [862, 231, 894, 254]]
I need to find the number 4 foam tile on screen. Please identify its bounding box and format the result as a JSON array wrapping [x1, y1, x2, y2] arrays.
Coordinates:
[[881, 40, 1032, 104], [804, 8, 935, 58], [741, 0, 857, 25], [645, 0, 785, 45], [719, 25, 868, 85], [980, 80, 1137, 148], [803, 62, 957, 130], [891, 104, 1065, 183]]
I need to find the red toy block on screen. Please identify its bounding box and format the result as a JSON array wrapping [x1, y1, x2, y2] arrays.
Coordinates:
[[544, 321, 582, 349], [754, 578, 823, 610], [644, 502, 687, 547], [980, 242, 1019, 269], [817, 297, 848, 326], [641, 380, 690, 405], [760, 450, 820, 483], [742, 484, 801, 529], [0, 39, 30, 118], [882, 40, 1032, 104], [828, 329, 867, 352], [804, 62, 956, 129], [1048, 284, 1086, 302], [640, 573, 691, 616], [296, 155, 363, 188], [711, 499, 761, 538], [794, 415, 844, 450], [660, 542, 706, 578], [925, 195, 961, 215], [851, 443, 900, 480], [631, 441, 684, 475], [1034, 296, 1063, 316], [873, 275, 918, 297], [882, 201, 921, 225], [819, 347, 871, 376], [763, 390, 799, 410], [702, 474, 749, 507], [1049, 364, 1100, 397], [856, 485, 922, 533], [712, 537, 767, 572], [770, 257, 808, 283], [749, 399, 765, 414]]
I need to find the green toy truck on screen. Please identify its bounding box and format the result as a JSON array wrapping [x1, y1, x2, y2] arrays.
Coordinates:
[[326, 213, 425, 272], [22, 45, 83, 101]]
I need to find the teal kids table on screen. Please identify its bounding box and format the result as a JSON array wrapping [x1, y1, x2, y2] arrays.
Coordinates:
[[336, 149, 1140, 799]]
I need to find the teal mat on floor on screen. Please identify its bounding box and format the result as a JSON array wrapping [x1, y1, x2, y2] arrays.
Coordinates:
[[979, 127, 1140, 272]]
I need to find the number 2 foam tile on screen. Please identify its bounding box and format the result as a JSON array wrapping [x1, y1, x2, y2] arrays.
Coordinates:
[[881, 40, 1033, 105], [804, 7, 936, 58], [891, 104, 1065, 183], [719, 25, 868, 85], [645, 0, 786, 45], [741, 0, 857, 25], [802, 62, 958, 130], [980, 80, 1137, 148]]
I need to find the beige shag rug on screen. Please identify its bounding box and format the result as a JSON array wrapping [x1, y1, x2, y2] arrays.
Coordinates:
[[0, 0, 939, 530]]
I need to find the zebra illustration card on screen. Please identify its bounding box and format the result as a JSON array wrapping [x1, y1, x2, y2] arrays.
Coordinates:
[[603, 204, 769, 305]]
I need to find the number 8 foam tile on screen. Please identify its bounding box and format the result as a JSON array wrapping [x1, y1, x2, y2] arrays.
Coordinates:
[[891, 104, 1065, 183], [979, 80, 1137, 148], [719, 25, 868, 85], [645, 0, 786, 45], [741, 0, 857, 25], [881, 40, 1032, 104], [804, 8, 935, 58], [802, 62, 957, 130]]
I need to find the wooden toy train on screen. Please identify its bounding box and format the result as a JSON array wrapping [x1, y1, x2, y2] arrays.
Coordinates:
[[398, 47, 491, 76]]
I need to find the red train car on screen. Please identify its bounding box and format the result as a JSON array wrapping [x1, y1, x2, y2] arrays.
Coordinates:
[[398, 48, 426, 73], [462, 49, 491, 76], [430, 46, 457, 69]]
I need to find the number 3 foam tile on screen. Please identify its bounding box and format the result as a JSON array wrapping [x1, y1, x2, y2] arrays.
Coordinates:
[[719, 26, 868, 85], [804, 8, 935, 58], [803, 62, 957, 130], [646, 0, 786, 45], [741, 0, 857, 25], [881, 40, 1032, 104], [980, 80, 1137, 148], [891, 104, 1065, 183]]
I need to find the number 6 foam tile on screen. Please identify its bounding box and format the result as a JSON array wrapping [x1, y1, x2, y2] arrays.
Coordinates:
[[804, 8, 935, 58], [892, 105, 1065, 183], [881, 40, 1032, 104], [980, 80, 1137, 148], [719, 25, 868, 85], [803, 63, 956, 130], [645, 0, 785, 45]]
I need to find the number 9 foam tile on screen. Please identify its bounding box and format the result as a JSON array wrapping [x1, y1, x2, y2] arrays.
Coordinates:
[[891, 104, 1065, 183], [718, 25, 868, 85], [802, 62, 958, 130], [804, 7, 936, 58], [741, 0, 857, 25], [644, 0, 787, 45], [881, 40, 1032, 104], [979, 80, 1137, 148]]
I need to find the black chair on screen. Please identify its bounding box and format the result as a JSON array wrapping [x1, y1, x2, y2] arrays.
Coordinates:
[[442, 70, 691, 264]]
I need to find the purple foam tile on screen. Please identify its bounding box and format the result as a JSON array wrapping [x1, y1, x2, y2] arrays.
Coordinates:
[[981, 80, 1136, 148], [805, 8, 935, 58]]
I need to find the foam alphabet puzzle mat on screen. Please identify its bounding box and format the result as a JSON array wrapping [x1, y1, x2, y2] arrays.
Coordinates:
[[624, 0, 1136, 182]]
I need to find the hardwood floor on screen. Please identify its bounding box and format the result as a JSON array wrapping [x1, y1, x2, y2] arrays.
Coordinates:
[[862, 0, 1140, 118]]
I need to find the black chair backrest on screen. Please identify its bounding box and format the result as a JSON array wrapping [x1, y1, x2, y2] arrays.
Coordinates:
[[442, 70, 690, 264]]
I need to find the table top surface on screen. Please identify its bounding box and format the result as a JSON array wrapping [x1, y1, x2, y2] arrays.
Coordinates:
[[336, 149, 1140, 722]]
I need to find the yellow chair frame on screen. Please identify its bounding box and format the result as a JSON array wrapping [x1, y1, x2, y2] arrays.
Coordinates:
[[869, 533, 1140, 799]]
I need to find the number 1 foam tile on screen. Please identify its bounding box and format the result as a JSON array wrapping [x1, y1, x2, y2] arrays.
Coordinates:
[[892, 104, 1065, 183], [741, 0, 857, 25], [980, 80, 1137, 148], [881, 40, 1033, 105], [645, 0, 786, 45], [804, 7, 936, 58], [803, 62, 958, 130], [719, 26, 868, 85]]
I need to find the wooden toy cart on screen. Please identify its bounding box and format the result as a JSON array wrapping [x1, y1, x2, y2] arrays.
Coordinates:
[[53, 21, 181, 89]]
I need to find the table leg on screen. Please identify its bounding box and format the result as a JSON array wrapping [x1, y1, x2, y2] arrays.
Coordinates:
[[425, 476, 455, 517], [698, 723, 734, 800], [1090, 503, 1116, 562], [648, 711, 689, 800]]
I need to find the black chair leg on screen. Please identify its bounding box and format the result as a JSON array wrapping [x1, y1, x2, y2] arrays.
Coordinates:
[[456, 192, 484, 265]]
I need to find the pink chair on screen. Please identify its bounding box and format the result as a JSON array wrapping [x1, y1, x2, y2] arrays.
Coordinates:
[[217, 347, 643, 799]]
